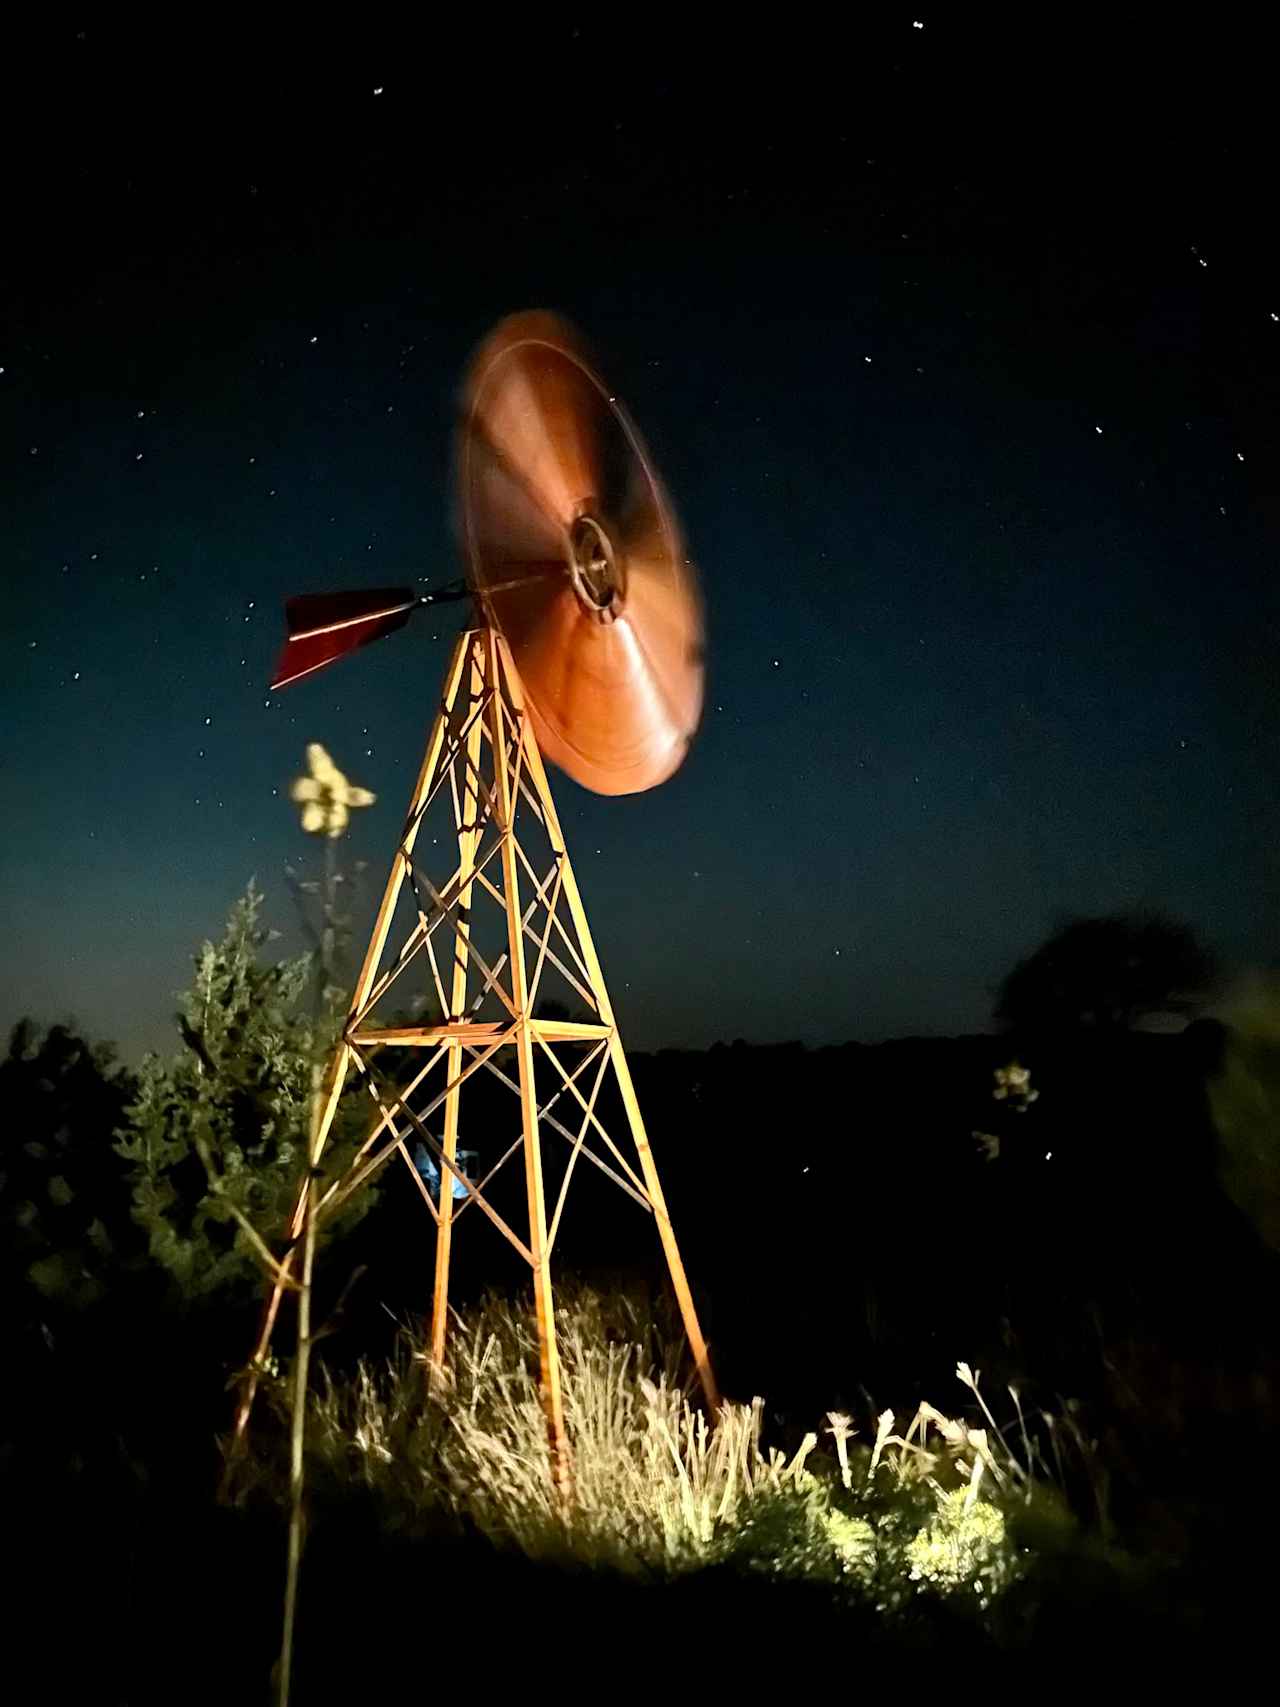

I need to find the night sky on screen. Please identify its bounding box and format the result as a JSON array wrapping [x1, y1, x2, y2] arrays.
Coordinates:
[[3, 18, 1277, 1063]]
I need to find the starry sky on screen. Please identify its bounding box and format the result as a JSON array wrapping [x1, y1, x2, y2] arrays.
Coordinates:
[[3, 17, 1277, 1063]]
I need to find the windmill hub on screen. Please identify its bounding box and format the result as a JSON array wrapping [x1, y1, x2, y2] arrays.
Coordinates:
[[567, 512, 622, 621]]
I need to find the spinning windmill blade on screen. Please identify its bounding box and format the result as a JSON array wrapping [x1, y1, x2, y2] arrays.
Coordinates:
[[460, 310, 704, 794], [269, 311, 705, 794]]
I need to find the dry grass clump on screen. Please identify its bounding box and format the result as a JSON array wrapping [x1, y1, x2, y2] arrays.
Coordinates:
[[308, 1289, 818, 1575], [286, 1288, 1094, 1614]]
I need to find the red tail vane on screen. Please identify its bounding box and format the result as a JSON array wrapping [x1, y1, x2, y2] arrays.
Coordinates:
[[269, 587, 418, 689]]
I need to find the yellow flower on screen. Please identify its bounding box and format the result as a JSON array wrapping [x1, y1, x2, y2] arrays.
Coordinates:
[[289, 743, 376, 839], [993, 1061, 1039, 1111]]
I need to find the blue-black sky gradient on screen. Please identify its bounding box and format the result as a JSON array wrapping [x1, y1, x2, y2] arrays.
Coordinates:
[[3, 17, 1277, 1061]]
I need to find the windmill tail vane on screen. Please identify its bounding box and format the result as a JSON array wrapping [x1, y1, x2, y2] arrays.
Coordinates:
[[270, 581, 473, 691]]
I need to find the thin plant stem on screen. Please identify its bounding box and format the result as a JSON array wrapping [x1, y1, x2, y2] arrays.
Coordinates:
[[279, 834, 338, 1707], [278, 1164, 317, 1707]]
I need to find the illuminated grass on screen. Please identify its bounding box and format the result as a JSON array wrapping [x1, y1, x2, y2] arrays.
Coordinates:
[[302, 1289, 818, 1575], [244, 1287, 1105, 1621]]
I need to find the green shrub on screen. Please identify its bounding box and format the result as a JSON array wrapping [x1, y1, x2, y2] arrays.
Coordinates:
[[114, 882, 376, 1302]]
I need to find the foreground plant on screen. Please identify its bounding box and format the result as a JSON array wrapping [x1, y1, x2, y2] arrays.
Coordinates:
[[114, 883, 376, 1303], [250, 1290, 1090, 1624], [300, 1290, 816, 1576]]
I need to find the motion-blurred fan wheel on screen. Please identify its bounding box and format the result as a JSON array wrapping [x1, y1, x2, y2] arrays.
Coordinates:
[[459, 311, 704, 795], [270, 310, 705, 798]]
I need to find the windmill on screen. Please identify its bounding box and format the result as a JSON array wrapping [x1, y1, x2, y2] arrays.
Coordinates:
[[232, 313, 718, 1501]]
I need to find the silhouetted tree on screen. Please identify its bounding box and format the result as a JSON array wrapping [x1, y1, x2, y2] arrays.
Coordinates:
[[994, 911, 1218, 1035], [0, 1019, 139, 1311]]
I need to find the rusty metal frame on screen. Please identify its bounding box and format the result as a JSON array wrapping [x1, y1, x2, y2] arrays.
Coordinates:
[[454, 1034, 653, 1215], [547, 1041, 613, 1253], [229, 627, 719, 1488]]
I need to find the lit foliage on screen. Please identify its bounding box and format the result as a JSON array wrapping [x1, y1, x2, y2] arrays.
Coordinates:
[[904, 1486, 1009, 1592], [255, 1291, 1040, 1619], [814, 1376, 1032, 1613], [114, 882, 376, 1300], [825, 1507, 876, 1569], [293, 1289, 820, 1577], [973, 1059, 1039, 1162], [992, 1060, 1038, 1109]]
